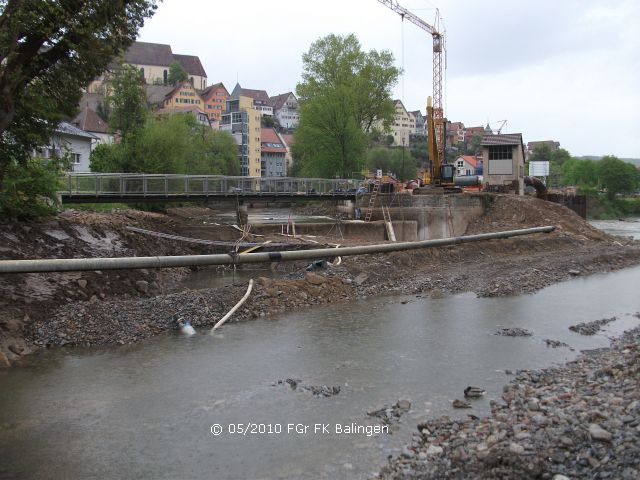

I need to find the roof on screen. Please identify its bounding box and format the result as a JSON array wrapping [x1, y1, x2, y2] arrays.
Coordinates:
[[481, 133, 524, 146], [173, 53, 207, 78], [458, 155, 479, 168], [145, 85, 174, 105], [269, 92, 295, 109], [79, 92, 105, 112], [163, 80, 198, 100], [124, 41, 173, 67], [230, 83, 270, 104], [281, 133, 294, 147], [261, 128, 287, 153], [55, 122, 98, 139], [410, 110, 424, 119], [72, 106, 110, 134], [201, 82, 229, 100]]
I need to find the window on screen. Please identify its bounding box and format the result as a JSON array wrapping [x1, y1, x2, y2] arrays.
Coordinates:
[[72, 153, 81, 164], [488, 145, 513, 175]]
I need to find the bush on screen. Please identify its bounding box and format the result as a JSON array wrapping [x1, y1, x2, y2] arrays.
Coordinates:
[[0, 156, 68, 219]]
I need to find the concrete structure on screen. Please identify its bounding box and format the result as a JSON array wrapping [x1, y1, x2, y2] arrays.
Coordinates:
[[230, 84, 272, 116], [269, 92, 299, 129], [261, 128, 287, 177], [39, 122, 97, 172], [201, 83, 229, 121], [72, 106, 113, 145], [220, 95, 262, 177], [481, 133, 525, 195]]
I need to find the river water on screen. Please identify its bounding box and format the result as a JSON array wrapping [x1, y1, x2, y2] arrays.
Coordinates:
[[1, 221, 639, 480]]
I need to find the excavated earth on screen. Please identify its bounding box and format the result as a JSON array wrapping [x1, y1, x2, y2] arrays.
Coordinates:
[[1, 194, 639, 366]]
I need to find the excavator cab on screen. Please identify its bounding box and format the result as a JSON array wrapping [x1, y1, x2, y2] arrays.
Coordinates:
[[440, 164, 455, 184]]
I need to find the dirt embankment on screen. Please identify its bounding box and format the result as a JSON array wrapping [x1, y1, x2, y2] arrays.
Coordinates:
[[1, 195, 640, 366]]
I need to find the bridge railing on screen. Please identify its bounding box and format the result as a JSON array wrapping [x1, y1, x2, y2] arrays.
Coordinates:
[[62, 173, 361, 197]]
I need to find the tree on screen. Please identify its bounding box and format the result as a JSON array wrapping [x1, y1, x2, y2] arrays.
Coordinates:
[[293, 34, 400, 177], [597, 155, 640, 200], [108, 64, 148, 143], [292, 88, 367, 178], [0, 0, 157, 184], [167, 60, 188, 86], [91, 113, 239, 176], [366, 147, 417, 181], [464, 134, 483, 156], [562, 158, 598, 187]]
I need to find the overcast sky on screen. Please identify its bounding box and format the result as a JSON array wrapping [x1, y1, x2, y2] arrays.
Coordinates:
[[138, 0, 639, 158]]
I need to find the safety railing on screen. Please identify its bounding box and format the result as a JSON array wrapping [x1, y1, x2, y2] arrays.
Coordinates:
[[61, 173, 361, 197]]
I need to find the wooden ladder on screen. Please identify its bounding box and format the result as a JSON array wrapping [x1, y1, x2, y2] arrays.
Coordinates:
[[383, 206, 396, 242], [364, 180, 380, 222]]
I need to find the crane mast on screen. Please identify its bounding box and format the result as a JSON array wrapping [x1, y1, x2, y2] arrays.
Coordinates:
[[377, 0, 446, 175]]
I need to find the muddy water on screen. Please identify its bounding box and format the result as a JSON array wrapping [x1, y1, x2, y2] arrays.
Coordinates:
[[1, 266, 640, 479], [590, 217, 640, 239]]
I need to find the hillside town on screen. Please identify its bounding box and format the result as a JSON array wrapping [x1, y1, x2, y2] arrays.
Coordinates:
[[61, 40, 560, 185]]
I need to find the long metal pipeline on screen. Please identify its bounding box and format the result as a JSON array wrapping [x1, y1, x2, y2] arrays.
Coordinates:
[[0, 226, 555, 274]]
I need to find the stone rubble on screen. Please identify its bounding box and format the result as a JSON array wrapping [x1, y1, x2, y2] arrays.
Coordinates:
[[569, 317, 617, 336], [378, 327, 640, 479]]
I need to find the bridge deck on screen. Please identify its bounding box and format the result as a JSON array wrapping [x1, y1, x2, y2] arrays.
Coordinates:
[[60, 173, 362, 203]]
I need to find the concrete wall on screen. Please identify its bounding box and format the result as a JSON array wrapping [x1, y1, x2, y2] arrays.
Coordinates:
[[355, 193, 486, 240]]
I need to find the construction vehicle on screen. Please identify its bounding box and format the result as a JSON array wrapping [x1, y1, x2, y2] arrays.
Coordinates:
[[426, 96, 455, 188], [378, 1, 456, 192]]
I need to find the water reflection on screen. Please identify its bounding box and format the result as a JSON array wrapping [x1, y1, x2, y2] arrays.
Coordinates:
[[1, 266, 639, 479]]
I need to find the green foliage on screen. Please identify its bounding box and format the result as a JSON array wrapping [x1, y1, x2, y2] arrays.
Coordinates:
[[0, 0, 157, 185], [0, 156, 68, 219], [597, 155, 640, 200], [91, 113, 239, 176], [464, 134, 483, 156], [108, 64, 149, 142], [167, 61, 188, 86], [366, 147, 416, 181], [293, 34, 400, 178], [561, 158, 599, 187], [293, 89, 367, 178]]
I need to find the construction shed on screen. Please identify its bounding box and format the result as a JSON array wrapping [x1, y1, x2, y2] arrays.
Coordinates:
[[481, 133, 525, 195]]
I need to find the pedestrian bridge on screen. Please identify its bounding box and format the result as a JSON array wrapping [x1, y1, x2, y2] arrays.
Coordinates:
[[60, 173, 363, 203]]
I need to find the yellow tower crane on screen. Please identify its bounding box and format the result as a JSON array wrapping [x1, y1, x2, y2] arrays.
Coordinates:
[[377, 0, 448, 185]]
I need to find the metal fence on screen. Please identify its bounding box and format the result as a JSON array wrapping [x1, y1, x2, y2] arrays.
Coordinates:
[[61, 173, 361, 198]]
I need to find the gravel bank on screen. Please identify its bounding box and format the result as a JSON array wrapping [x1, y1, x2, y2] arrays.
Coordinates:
[[378, 326, 640, 479]]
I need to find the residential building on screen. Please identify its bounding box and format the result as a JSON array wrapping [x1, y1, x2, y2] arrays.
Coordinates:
[[269, 92, 299, 129], [383, 100, 416, 147], [72, 105, 113, 145], [261, 128, 287, 177], [527, 140, 560, 154], [230, 84, 272, 116], [447, 121, 465, 147], [162, 81, 203, 109], [87, 41, 208, 93], [145, 85, 175, 109], [410, 110, 426, 136], [460, 125, 485, 144], [220, 95, 262, 177], [480, 133, 525, 195], [281, 133, 294, 175], [38, 122, 97, 172], [455, 155, 481, 176], [201, 83, 229, 121], [156, 105, 211, 127]]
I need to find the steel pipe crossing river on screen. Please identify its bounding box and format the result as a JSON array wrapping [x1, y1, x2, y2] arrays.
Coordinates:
[[0, 226, 555, 274], [60, 173, 362, 203]]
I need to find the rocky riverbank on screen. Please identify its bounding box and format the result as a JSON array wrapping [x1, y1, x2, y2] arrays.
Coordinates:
[[378, 325, 640, 479], [2, 195, 640, 366]]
